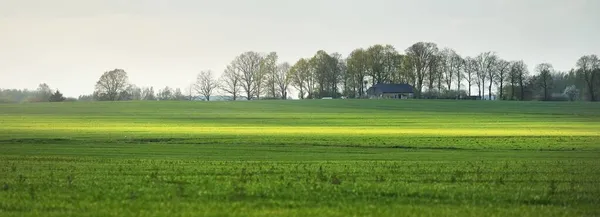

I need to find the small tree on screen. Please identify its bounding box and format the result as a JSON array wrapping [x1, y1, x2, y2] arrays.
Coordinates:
[[35, 83, 53, 102], [49, 90, 66, 102], [158, 86, 174, 101], [564, 85, 580, 101], [195, 70, 220, 101], [219, 65, 241, 100], [173, 88, 187, 100], [142, 87, 156, 101]]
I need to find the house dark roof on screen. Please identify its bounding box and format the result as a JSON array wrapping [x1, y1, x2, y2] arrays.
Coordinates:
[[367, 83, 414, 94]]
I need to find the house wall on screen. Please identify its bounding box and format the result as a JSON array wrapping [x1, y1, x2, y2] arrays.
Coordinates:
[[379, 93, 413, 99]]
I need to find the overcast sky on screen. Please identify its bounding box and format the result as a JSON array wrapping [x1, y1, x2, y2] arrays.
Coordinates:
[[1, 0, 598, 97]]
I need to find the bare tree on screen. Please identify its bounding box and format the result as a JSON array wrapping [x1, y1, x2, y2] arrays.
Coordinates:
[[475, 52, 495, 98], [485, 53, 498, 99], [276, 62, 291, 99], [494, 59, 511, 100], [95, 69, 129, 101], [463, 57, 477, 96], [219, 64, 241, 100], [195, 70, 219, 101], [435, 55, 444, 94], [405, 42, 439, 98], [513, 60, 529, 100], [185, 84, 194, 101], [441, 48, 461, 92], [576, 54, 600, 101], [141, 87, 156, 101], [535, 63, 554, 101], [508, 61, 519, 100], [232, 51, 263, 100], [427, 54, 442, 94], [456, 65, 464, 98]]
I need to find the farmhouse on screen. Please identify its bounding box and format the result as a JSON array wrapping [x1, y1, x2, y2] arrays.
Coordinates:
[[367, 83, 415, 99]]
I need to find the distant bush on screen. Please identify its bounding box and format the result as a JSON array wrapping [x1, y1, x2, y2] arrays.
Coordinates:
[[563, 85, 580, 101]]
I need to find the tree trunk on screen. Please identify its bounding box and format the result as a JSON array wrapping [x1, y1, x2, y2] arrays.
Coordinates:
[[588, 82, 596, 102], [499, 80, 503, 100], [511, 80, 515, 100], [488, 83, 492, 100], [520, 81, 525, 101], [457, 78, 461, 99], [468, 82, 471, 96], [481, 78, 486, 99]]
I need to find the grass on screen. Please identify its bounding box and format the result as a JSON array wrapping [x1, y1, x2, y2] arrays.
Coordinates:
[[1, 99, 600, 216]]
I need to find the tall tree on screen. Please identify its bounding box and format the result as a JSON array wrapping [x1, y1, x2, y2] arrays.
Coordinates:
[[475, 52, 495, 98], [390, 54, 408, 84], [494, 59, 510, 100], [463, 57, 477, 96], [382, 45, 400, 84], [195, 70, 219, 101], [405, 42, 439, 98], [576, 54, 600, 101], [338, 56, 349, 98], [513, 60, 529, 100], [425, 54, 443, 95], [329, 52, 344, 98], [232, 51, 263, 100], [485, 53, 498, 99], [220, 64, 241, 100], [289, 58, 312, 99], [310, 50, 340, 98], [276, 62, 291, 99], [435, 54, 444, 94], [261, 52, 278, 98], [508, 61, 519, 100], [441, 48, 461, 92], [400, 55, 416, 90], [366, 44, 390, 84], [535, 63, 554, 101], [454, 54, 464, 98], [95, 69, 129, 101], [347, 48, 369, 98]]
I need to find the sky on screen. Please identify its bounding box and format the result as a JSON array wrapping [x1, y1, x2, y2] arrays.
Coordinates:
[[1, 0, 599, 98]]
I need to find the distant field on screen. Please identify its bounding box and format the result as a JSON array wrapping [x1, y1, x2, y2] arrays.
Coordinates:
[[1, 100, 599, 216]]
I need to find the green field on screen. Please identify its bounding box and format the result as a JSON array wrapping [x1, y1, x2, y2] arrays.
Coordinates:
[[1, 100, 600, 216]]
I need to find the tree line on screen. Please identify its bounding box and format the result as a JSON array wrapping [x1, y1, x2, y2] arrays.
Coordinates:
[[2, 41, 599, 103], [0, 83, 67, 103]]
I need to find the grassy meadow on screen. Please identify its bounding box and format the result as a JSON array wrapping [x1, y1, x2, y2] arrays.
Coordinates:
[[1, 100, 600, 216]]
